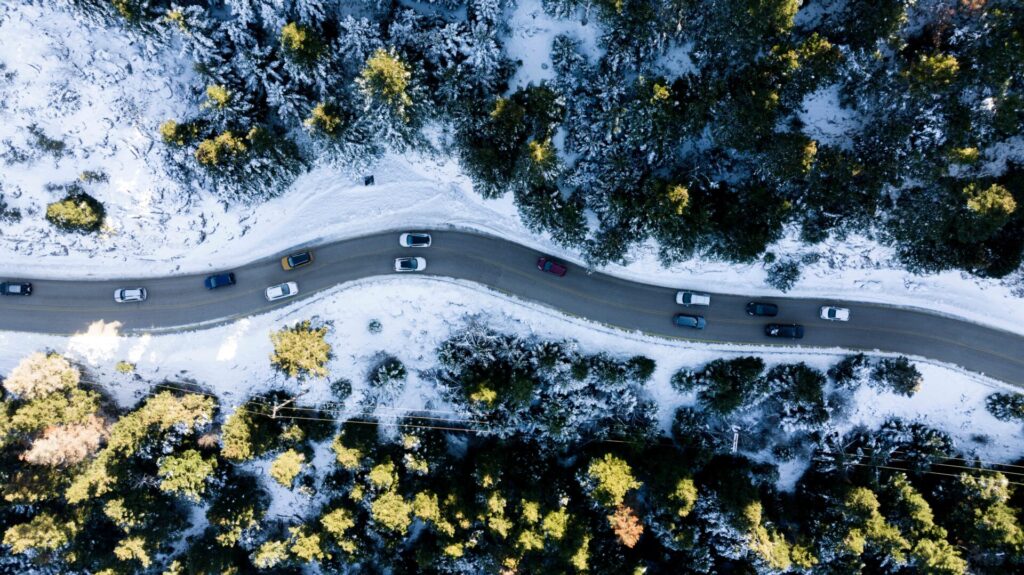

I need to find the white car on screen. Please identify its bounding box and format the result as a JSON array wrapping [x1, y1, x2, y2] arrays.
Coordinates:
[[394, 257, 426, 272], [399, 233, 432, 247], [820, 306, 850, 321], [675, 291, 711, 306], [114, 288, 147, 303], [265, 281, 298, 302]]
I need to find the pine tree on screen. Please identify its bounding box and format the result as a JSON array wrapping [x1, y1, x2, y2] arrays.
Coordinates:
[[2, 512, 77, 556], [270, 320, 331, 379], [3, 352, 80, 400], [871, 357, 922, 397], [158, 449, 217, 501]]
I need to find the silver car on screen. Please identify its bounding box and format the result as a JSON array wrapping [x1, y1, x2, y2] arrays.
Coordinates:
[[114, 288, 147, 303], [265, 282, 298, 301]]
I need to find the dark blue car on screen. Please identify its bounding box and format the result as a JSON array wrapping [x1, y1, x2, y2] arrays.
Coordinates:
[[204, 273, 236, 290]]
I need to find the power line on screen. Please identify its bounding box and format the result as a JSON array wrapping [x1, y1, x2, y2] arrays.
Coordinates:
[[849, 445, 1024, 473], [811, 458, 1024, 487], [814, 453, 1024, 486]]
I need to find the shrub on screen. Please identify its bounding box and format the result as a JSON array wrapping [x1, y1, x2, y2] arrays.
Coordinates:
[[765, 258, 801, 292], [871, 356, 922, 397], [115, 361, 136, 374], [985, 393, 1024, 422], [45, 192, 105, 233], [270, 320, 331, 379]]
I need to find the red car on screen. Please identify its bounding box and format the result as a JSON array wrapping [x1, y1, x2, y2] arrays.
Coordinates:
[[537, 257, 567, 277]]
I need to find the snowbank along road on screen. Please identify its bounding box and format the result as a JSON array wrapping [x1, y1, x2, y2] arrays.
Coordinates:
[[1, 230, 1022, 387]]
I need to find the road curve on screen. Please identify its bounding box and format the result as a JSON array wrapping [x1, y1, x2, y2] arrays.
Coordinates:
[[0, 230, 1022, 386]]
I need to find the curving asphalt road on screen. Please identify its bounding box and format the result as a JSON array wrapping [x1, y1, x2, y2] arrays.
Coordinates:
[[0, 230, 1022, 386]]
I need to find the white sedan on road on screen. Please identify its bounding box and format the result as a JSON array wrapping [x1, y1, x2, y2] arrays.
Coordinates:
[[820, 306, 850, 321], [114, 288, 147, 303], [266, 282, 298, 302]]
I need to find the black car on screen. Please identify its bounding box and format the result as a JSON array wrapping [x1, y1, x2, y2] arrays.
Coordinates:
[[673, 314, 707, 330], [281, 250, 313, 271], [204, 273, 236, 290], [746, 302, 778, 317], [765, 324, 804, 339], [0, 282, 32, 296]]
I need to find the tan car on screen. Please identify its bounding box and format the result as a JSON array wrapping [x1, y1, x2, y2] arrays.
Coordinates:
[[281, 250, 313, 271]]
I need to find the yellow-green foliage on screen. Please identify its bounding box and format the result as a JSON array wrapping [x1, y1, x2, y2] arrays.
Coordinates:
[[289, 527, 328, 562], [66, 392, 214, 503], [280, 22, 323, 61], [305, 103, 342, 135], [195, 131, 247, 166], [587, 453, 642, 507], [570, 534, 591, 571], [743, 502, 794, 571], [542, 508, 569, 540], [157, 449, 217, 502], [270, 320, 332, 379], [528, 138, 556, 170], [113, 536, 152, 568], [270, 449, 305, 488], [164, 8, 187, 31], [204, 85, 231, 109], [115, 361, 136, 374], [2, 512, 77, 555], [371, 491, 412, 533], [651, 82, 671, 103], [965, 183, 1016, 217], [907, 54, 959, 88], [843, 487, 910, 561], [320, 508, 357, 554], [220, 409, 257, 461], [950, 147, 980, 165], [252, 539, 290, 569], [358, 48, 412, 110], [45, 193, 105, 233], [666, 184, 690, 216], [7, 387, 100, 435], [331, 433, 363, 470], [368, 461, 398, 490], [159, 119, 201, 146], [211, 505, 259, 547], [671, 478, 698, 517]]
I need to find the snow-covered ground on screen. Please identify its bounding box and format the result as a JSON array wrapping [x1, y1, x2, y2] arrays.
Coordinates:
[[0, 278, 1020, 493]]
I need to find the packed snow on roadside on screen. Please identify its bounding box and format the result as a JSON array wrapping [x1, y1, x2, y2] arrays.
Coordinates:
[[0, 278, 1019, 495], [1, 1, 1023, 338]]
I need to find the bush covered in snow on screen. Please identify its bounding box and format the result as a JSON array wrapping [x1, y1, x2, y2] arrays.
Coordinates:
[[431, 321, 657, 444]]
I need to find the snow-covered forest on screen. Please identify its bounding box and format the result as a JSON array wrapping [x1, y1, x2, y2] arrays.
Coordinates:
[[38, 0, 1024, 281], [3, 319, 1023, 574]]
